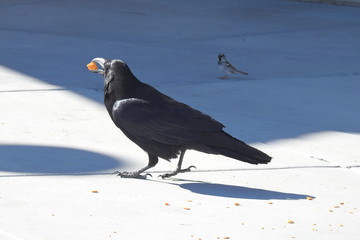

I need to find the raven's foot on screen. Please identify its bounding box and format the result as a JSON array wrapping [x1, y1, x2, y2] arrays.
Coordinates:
[[159, 166, 196, 179], [114, 171, 152, 179]]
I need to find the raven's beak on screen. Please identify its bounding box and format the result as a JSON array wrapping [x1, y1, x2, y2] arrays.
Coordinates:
[[87, 57, 106, 74]]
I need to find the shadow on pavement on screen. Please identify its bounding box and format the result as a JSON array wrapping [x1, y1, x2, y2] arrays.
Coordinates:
[[0, 144, 124, 174], [180, 182, 313, 200]]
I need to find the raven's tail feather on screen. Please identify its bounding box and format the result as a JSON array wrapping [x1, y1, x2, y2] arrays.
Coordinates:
[[210, 145, 271, 164], [204, 131, 272, 164]]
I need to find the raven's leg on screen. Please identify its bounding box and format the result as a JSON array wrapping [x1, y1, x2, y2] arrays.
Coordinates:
[[160, 150, 196, 179], [115, 154, 158, 179]]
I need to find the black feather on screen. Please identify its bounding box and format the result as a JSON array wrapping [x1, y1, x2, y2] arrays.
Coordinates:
[[102, 59, 271, 167]]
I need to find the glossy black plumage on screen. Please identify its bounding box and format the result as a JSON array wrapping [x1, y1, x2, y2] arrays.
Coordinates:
[[97, 59, 271, 178]]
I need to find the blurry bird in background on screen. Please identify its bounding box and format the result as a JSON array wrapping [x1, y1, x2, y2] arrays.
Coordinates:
[[218, 53, 248, 79]]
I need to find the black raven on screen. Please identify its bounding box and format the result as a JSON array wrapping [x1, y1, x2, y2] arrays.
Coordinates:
[[87, 58, 271, 178]]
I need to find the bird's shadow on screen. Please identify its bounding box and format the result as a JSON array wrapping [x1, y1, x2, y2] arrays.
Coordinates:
[[178, 182, 313, 200], [149, 177, 313, 200]]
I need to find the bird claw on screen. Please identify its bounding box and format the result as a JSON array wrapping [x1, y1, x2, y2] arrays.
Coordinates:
[[158, 165, 196, 179], [184, 165, 197, 171], [114, 171, 152, 179]]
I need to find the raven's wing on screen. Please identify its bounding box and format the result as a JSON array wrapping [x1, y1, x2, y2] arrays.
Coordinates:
[[112, 98, 224, 145]]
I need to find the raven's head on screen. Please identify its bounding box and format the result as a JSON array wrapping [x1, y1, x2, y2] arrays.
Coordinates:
[[87, 58, 128, 75], [87, 57, 107, 74], [87, 58, 137, 88]]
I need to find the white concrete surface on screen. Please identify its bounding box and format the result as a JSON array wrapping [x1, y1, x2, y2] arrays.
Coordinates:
[[0, 0, 359, 239]]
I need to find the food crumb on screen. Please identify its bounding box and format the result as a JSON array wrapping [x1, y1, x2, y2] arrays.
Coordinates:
[[268, 202, 273, 204], [306, 197, 313, 200], [164, 203, 170, 206], [234, 202, 240, 206], [87, 61, 98, 71], [91, 190, 99, 193], [183, 207, 191, 210], [224, 237, 230, 239], [288, 220, 295, 224]]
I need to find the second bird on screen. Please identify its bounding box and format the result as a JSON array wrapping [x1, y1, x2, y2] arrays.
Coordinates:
[[218, 53, 248, 79]]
